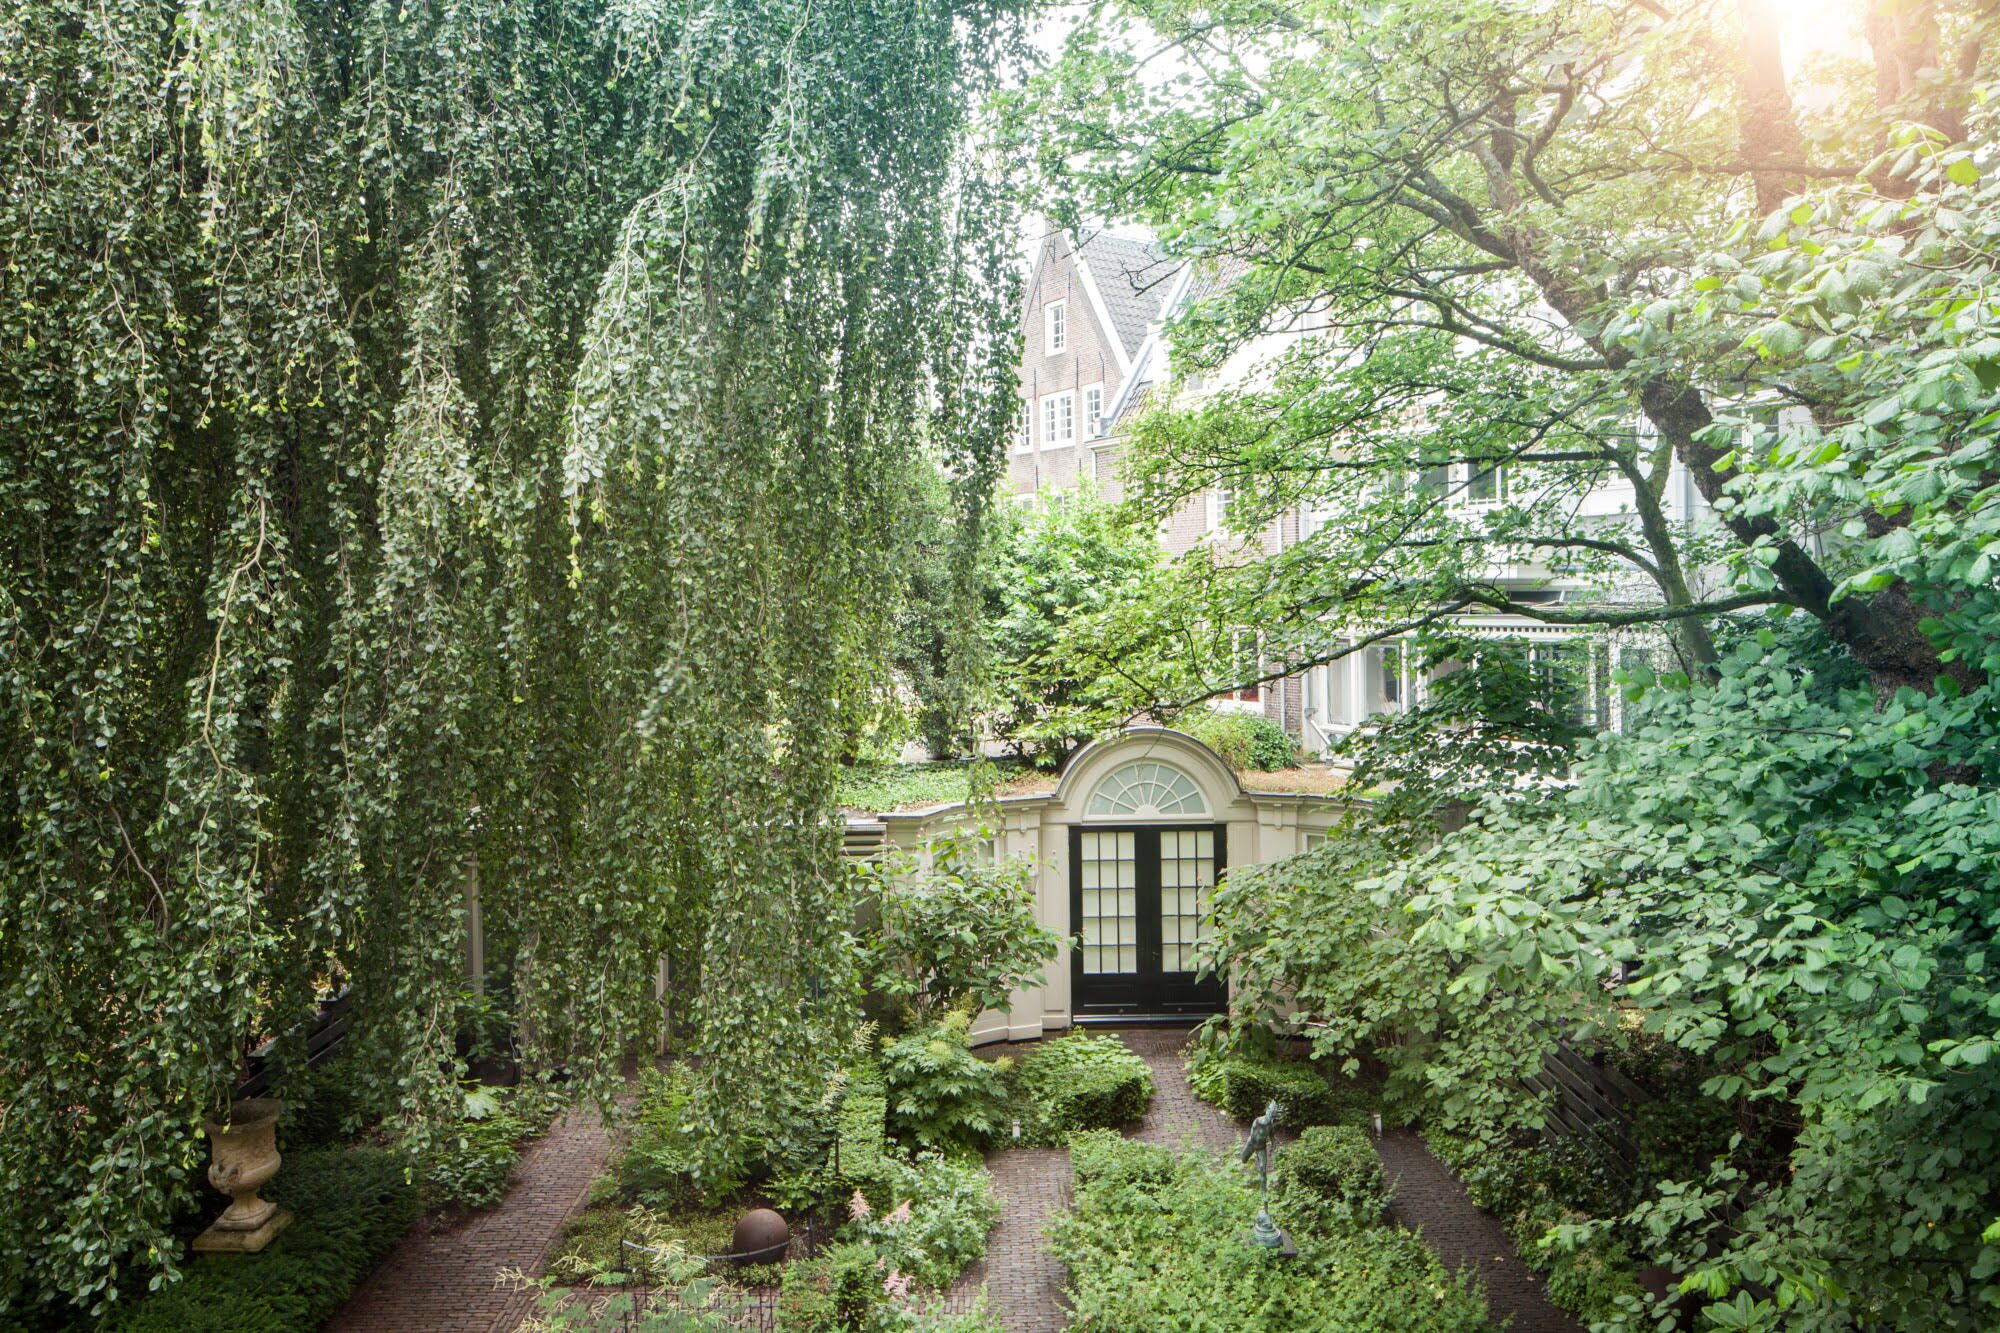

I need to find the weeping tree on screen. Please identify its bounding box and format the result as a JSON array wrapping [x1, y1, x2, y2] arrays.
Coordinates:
[[0, 0, 1019, 1314]]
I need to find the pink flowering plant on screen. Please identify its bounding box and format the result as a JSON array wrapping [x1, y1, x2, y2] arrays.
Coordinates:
[[836, 1153, 997, 1289]]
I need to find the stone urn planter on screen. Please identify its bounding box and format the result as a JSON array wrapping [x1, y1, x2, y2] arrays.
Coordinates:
[[193, 1098, 293, 1254]]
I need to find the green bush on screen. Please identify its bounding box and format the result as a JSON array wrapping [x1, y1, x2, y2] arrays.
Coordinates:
[[422, 1084, 564, 1210], [1178, 708, 1298, 771], [1010, 1033, 1153, 1141], [776, 1241, 889, 1332], [1276, 1125, 1392, 1231], [1066, 1130, 1174, 1190], [1422, 1129, 1646, 1328], [842, 1154, 998, 1290], [1186, 1046, 1365, 1126], [100, 1149, 419, 1332], [1050, 1136, 1489, 1332], [877, 1016, 1010, 1153], [618, 1066, 752, 1210]]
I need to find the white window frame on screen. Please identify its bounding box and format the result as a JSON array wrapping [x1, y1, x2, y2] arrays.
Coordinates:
[[1082, 382, 1104, 439], [1044, 300, 1067, 355], [1462, 462, 1508, 506], [1013, 400, 1034, 454], [1040, 391, 1074, 448], [1208, 485, 1233, 534]]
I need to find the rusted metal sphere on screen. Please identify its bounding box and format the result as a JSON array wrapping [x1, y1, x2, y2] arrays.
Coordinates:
[[731, 1208, 790, 1264]]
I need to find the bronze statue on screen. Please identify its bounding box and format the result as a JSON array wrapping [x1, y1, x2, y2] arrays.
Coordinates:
[[1242, 1100, 1284, 1250]]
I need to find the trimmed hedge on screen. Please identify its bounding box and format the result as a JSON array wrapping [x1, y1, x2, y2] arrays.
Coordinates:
[[1050, 1132, 1490, 1332], [1186, 1047, 1366, 1127], [1011, 1033, 1153, 1141], [100, 1148, 418, 1332], [1277, 1125, 1392, 1230]]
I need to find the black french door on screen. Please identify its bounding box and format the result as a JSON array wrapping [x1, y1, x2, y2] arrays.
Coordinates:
[[1070, 823, 1229, 1015]]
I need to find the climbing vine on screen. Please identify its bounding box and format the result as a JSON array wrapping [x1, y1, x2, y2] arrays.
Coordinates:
[[0, 0, 1019, 1314]]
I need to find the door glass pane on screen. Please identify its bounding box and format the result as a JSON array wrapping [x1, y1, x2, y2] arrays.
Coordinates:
[[1158, 829, 1214, 972], [1079, 831, 1137, 973]]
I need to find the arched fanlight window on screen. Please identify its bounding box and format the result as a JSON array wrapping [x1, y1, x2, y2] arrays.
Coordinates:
[[1086, 760, 1208, 819]]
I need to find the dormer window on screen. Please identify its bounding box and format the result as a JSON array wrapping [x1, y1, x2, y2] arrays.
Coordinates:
[[1045, 300, 1067, 355]]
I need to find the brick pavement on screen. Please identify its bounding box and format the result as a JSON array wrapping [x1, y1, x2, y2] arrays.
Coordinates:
[[1374, 1129, 1585, 1333], [324, 1102, 612, 1333], [325, 1028, 1581, 1333]]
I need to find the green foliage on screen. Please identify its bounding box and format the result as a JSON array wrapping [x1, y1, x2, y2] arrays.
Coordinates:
[[0, 0, 1019, 1311], [1009, 1032, 1154, 1141], [1326, 635, 1587, 844], [422, 1084, 563, 1211], [98, 1150, 418, 1332], [840, 1154, 998, 1290], [1200, 833, 1572, 1138], [1175, 707, 1298, 771], [1423, 1131, 1647, 1330], [834, 1062, 893, 1195], [777, 1242, 890, 1333], [1276, 1126, 1392, 1231], [1185, 1043, 1370, 1128], [1050, 1133, 1491, 1332], [1394, 637, 2000, 1326], [838, 763, 1003, 815], [617, 1067, 752, 1212], [521, 1227, 744, 1331], [986, 486, 1160, 764], [877, 1015, 1011, 1154], [856, 833, 1061, 1030]]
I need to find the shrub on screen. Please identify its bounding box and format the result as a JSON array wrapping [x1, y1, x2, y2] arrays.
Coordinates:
[[423, 1084, 564, 1210], [1049, 1138, 1489, 1332], [1185, 1046, 1365, 1127], [776, 1241, 889, 1332], [877, 1015, 1010, 1154], [1276, 1125, 1391, 1231], [100, 1149, 419, 1332], [842, 1154, 998, 1290], [1010, 1033, 1152, 1141], [855, 833, 1061, 1030], [1178, 708, 1298, 771], [1423, 1129, 1647, 1328], [1066, 1130, 1174, 1190], [618, 1066, 752, 1210]]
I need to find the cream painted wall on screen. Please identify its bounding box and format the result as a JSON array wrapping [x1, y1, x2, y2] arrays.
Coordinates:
[[868, 729, 1347, 1048]]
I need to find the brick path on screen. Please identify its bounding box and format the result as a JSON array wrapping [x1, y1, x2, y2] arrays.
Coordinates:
[[324, 1102, 612, 1333], [1375, 1129, 1585, 1333], [952, 1024, 1582, 1333]]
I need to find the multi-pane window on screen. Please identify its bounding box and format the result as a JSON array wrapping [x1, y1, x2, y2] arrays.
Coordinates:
[[1015, 401, 1033, 453], [1041, 391, 1074, 447], [1045, 300, 1067, 354], [1083, 384, 1103, 437], [1087, 762, 1208, 818], [1078, 830, 1137, 974], [1158, 829, 1215, 972]]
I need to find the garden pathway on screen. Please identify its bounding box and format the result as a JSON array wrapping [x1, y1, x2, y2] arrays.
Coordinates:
[[953, 1024, 1583, 1333], [324, 1101, 613, 1333]]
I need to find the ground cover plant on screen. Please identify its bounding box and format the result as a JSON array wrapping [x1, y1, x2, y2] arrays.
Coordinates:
[[97, 1149, 419, 1333], [1051, 1131, 1491, 1332]]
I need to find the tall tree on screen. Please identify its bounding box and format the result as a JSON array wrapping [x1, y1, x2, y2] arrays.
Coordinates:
[[1021, 0, 2000, 702], [0, 0, 1019, 1312]]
